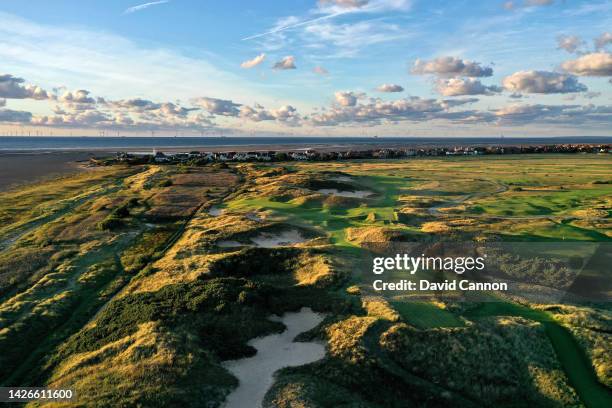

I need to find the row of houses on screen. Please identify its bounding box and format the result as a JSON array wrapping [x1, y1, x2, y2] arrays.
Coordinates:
[[111, 143, 611, 165]]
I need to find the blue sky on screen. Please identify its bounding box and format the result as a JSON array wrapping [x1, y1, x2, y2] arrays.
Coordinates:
[[0, 0, 611, 136]]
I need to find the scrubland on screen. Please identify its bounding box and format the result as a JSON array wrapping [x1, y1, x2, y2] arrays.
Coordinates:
[[0, 155, 610, 407]]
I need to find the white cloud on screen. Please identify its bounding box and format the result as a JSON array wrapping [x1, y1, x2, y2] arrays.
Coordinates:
[[60, 89, 96, 104], [0, 98, 5, 107], [502, 70, 587, 93], [561, 52, 612, 76], [273, 56, 297, 70], [191, 97, 241, 116], [242, 0, 412, 42], [503, 1, 515, 10], [123, 1, 169, 15], [240, 104, 275, 121], [110, 98, 160, 111], [317, 0, 411, 13], [309, 93, 612, 128], [557, 35, 584, 54], [304, 20, 408, 57], [436, 78, 501, 96], [270, 105, 300, 125], [411, 57, 493, 77], [310, 95, 489, 126], [334, 91, 364, 106], [0, 108, 32, 123], [241, 54, 266, 69], [313, 66, 329, 75], [376, 84, 404, 92], [525, 0, 553, 6], [239, 103, 301, 125], [504, 0, 554, 10], [494, 103, 612, 126], [241, 13, 346, 41], [583, 91, 601, 99], [0, 12, 270, 107], [0, 74, 53, 100], [318, 0, 370, 9], [594, 32, 612, 50]]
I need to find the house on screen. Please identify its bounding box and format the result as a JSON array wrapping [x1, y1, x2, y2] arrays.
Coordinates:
[[154, 151, 170, 163], [256, 151, 273, 161], [116, 152, 134, 162], [217, 152, 235, 161], [290, 151, 309, 160], [234, 152, 248, 161]]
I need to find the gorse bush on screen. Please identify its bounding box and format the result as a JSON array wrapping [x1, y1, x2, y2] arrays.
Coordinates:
[[208, 247, 301, 278], [157, 179, 173, 187], [97, 216, 124, 231], [112, 204, 130, 218]]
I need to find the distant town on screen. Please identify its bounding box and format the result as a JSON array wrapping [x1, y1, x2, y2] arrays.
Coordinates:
[[95, 143, 611, 165]]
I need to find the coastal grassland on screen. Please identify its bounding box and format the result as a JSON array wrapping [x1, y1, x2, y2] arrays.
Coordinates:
[[33, 244, 349, 407], [0, 166, 137, 248], [13, 163, 351, 407], [1, 154, 610, 407], [0, 165, 239, 388]]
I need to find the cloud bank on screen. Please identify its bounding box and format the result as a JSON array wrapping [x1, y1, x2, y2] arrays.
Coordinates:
[[411, 57, 493, 77], [502, 71, 587, 93]]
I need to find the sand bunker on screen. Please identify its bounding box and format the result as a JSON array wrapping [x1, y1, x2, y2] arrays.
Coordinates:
[[222, 307, 326, 408], [317, 189, 373, 198], [250, 230, 306, 248], [216, 230, 307, 249], [216, 240, 244, 248], [208, 206, 224, 216], [330, 176, 353, 182], [246, 212, 263, 222]]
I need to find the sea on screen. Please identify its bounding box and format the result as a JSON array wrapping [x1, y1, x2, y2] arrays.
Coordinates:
[[0, 136, 610, 151]]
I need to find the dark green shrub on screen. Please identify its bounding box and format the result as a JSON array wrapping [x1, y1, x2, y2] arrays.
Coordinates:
[[97, 216, 124, 231], [112, 205, 130, 218], [157, 179, 173, 187]]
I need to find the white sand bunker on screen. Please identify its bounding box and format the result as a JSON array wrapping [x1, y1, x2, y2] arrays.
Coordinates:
[[330, 176, 353, 182], [246, 212, 263, 222], [250, 229, 306, 248], [216, 240, 244, 248], [317, 189, 373, 198], [216, 230, 306, 248], [209, 206, 224, 216], [222, 307, 326, 408]]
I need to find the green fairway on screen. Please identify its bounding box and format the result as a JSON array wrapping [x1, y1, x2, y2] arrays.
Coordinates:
[[392, 301, 465, 328]]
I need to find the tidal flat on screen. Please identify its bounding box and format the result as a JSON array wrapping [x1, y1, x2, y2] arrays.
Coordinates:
[[0, 151, 96, 191]]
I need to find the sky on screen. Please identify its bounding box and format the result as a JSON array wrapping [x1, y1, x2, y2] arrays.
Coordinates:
[[0, 0, 611, 137]]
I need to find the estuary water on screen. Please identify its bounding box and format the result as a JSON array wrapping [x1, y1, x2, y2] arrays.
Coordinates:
[[2, 136, 609, 151]]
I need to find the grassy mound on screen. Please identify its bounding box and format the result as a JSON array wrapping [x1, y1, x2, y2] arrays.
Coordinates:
[[381, 317, 580, 406], [345, 227, 415, 246]]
